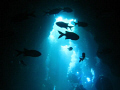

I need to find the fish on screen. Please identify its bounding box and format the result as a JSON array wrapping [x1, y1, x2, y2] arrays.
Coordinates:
[[58, 31, 79, 40], [68, 47, 73, 51], [20, 60, 27, 66], [16, 48, 41, 57], [56, 21, 73, 30], [79, 52, 85, 62]]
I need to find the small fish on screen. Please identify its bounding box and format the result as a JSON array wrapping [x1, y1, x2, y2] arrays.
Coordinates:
[[58, 31, 79, 40], [68, 47, 73, 51], [16, 48, 41, 57], [56, 21, 73, 30], [74, 21, 88, 27], [79, 52, 85, 62], [20, 60, 27, 66]]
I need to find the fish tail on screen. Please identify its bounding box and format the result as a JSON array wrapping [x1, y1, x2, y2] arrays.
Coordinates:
[[16, 50, 23, 56], [79, 58, 82, 62], [69, 26, 74, 30], [74, 22, 77, 26], [20, 60, 27, 66], [58, 31, 65, 39]]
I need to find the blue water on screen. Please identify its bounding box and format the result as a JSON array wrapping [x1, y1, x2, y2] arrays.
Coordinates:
[[44, 16, 97, 90], [1, 1, 120, 90]]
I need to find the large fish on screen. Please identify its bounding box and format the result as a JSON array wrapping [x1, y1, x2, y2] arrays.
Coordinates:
[[16, 48, 41, 57], [56, 21, 73, 30], [58, 31, 79, 40]]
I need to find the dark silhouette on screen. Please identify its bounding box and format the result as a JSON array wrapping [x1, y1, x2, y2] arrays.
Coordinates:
[[16, 48, 41, 57], [58, 31, 79, 40], [68, 47, 73, 51], [79, 53, 85, 62], [20, 60, 27, 66], [56, 21, 73, 30]]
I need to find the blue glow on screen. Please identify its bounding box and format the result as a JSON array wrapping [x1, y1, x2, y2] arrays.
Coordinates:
[[86, 77, 91, 82], [46, 16, 99, 90], [73, 19, 76, 22], [56, 17, 63, 21], [48, 16, 78, 74], [53, 85, 56, 90], [91, 68, 95, 82], [61, 45, 69, 54], [76, 72, 79, 75], [68, 50, 79, 73], [91, 68, 95, 75], [48, 16, 76, 42]]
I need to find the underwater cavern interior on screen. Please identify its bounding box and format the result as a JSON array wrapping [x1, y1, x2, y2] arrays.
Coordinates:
[[1, 0, 120, 90]]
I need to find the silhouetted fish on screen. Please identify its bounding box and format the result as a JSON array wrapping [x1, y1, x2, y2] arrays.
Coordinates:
[[16, 48, 41, 57], [56, 21, 73, 30], [68, 47, 73, 51], [79, 52, 85, 62], [58, 31, 79, 40], [20, 60, 27, 66]]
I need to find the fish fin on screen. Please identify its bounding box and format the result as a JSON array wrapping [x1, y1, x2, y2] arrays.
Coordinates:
[[74, 22, 77, 26], [16, 50, 23, 56], [20, 60, 27, 66], [65, 31, 69, 33], [65, 37, 68, 39], [79, 58, 83, 62], [69, 26, 74, 30], [58, 31, 65, 39]]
